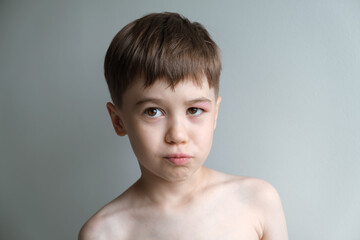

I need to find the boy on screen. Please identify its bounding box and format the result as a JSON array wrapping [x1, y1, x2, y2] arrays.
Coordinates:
[[79, 12, 288, 240]]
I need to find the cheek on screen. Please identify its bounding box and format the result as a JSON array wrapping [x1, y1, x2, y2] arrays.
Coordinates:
[[127, 123, 163, 155], [192, 120, 215, 144]]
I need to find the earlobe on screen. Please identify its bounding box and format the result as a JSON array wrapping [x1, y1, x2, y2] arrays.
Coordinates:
[[106, 102, 127, 136]]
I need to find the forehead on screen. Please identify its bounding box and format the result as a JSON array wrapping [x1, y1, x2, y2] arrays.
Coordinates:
[[122, 77, 216, 106]]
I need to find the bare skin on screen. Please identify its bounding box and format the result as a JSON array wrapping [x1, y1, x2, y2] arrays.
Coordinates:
[[79, 78, 288, 240], [79, 167, 288, 240]]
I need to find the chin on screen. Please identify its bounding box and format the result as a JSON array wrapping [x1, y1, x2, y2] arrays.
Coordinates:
[[161, 167, 200, 183]]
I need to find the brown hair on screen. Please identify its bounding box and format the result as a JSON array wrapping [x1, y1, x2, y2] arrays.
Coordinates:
[[104, 12, 221, 107]]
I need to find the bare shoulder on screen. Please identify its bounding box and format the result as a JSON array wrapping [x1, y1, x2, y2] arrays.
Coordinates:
[[210, 171, 279, 200], [211, 172, 288, 240], [234, 176, 288, 240], [78, 214, 105, 240], [237, 176, 281, 203], [226, 176, 284, 216], [78, 189, 135, 240]]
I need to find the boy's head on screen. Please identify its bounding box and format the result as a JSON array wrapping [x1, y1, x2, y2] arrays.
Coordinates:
[[104, 12, 221, 107]]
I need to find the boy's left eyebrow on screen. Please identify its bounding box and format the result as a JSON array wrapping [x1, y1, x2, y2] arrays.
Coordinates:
[[185, 97, 212, 105]]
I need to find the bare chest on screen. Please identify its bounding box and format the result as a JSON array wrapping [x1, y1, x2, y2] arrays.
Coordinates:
[[124, 202, 262, 240]]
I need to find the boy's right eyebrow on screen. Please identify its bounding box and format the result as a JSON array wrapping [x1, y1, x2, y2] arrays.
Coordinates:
[[135, 98, 162, 106]]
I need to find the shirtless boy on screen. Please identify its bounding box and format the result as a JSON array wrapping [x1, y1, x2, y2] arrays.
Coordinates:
[[79, 12, 288, 240]]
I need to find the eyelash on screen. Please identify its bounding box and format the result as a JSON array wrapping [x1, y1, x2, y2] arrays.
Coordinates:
[[143, 107, 204, 118]]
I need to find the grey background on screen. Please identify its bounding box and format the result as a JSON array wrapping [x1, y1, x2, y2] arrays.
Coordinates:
[[1, 0, 359, 239]]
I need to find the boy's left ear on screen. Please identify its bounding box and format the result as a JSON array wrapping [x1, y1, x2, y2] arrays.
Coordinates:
[[214, 96, 222, 130]]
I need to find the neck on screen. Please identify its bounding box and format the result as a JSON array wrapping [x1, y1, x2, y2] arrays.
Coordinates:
[[135, 166, 210, 208]]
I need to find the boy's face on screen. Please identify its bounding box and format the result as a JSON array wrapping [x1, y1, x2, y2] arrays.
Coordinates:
[[107, 77, 221, 183]]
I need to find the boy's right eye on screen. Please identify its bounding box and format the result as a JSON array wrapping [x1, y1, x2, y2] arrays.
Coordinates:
[[143, 108, 163, 118]]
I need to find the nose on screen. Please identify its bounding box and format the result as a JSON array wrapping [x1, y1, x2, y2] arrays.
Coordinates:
[[164, 118, 188, 145]]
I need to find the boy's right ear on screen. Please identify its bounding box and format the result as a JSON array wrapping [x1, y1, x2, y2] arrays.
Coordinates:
[[106, 102, 127, 136]]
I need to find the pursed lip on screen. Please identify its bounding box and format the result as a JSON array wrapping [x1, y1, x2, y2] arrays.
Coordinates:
[[163, 153, 192, 165]]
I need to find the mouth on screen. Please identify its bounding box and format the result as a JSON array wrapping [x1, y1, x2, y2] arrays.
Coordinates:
[[163, 153, 192, 165]]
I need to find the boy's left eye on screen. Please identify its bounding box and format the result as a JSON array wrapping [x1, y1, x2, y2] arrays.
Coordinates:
[[187, 107, 203, 116]]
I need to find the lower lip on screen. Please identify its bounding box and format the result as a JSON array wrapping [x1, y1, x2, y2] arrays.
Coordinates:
[[164, 157, 191, 165]]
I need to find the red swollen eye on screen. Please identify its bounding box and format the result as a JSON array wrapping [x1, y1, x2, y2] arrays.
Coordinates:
[[187, 107, 203, 116]]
